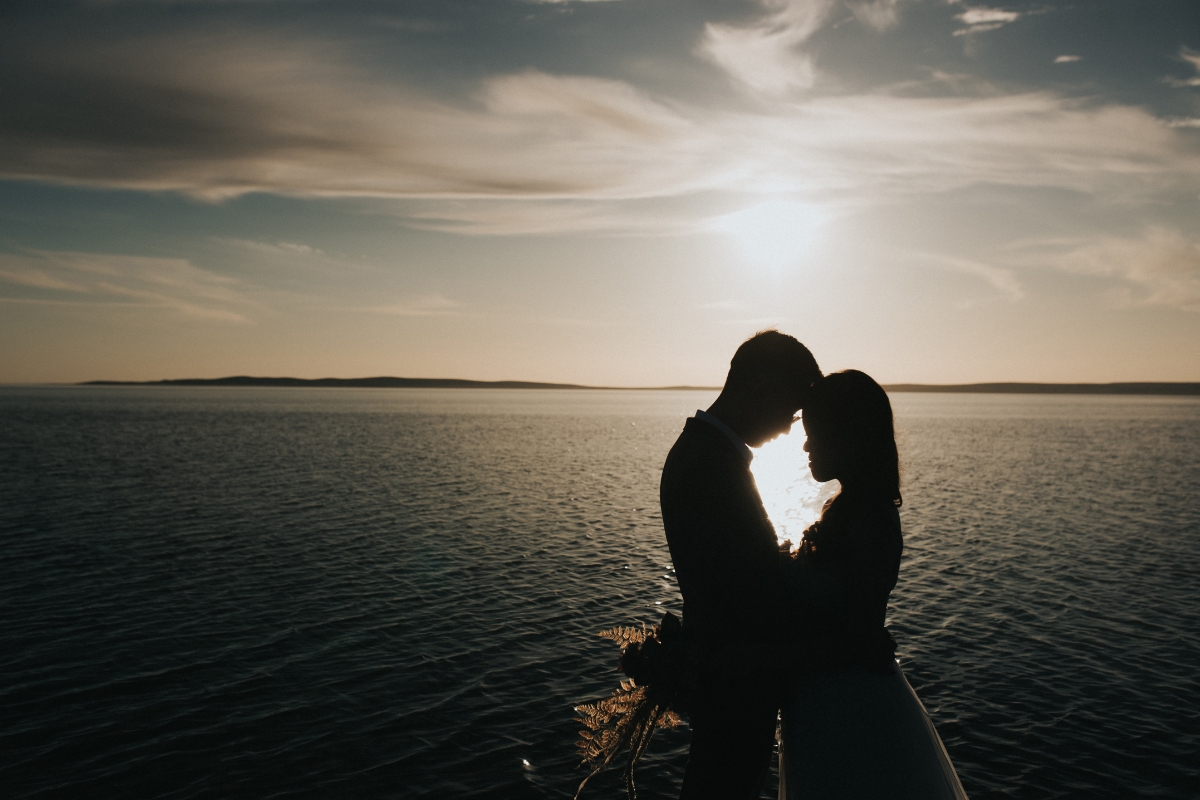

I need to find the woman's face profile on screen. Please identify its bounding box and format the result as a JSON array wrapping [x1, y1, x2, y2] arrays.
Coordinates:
[[801, 413, 839, 483]]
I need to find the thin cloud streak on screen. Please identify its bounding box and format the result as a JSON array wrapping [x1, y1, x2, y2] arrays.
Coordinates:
[[0, 250, 254, 322], [954, 6, 1020, 35], [366, 294, 462, 317], [212, 238, 326, 258], [917, 253, 1023, 300], [1025, 229, 1200, 312], [394, 199, 713, 236], [0, 268, 91, 293]]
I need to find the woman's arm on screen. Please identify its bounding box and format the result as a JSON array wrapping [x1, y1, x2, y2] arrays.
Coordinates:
[[781, 550, 846, 638]]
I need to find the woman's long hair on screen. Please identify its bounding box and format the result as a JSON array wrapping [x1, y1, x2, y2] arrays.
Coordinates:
[[806, 369, 902, 508]]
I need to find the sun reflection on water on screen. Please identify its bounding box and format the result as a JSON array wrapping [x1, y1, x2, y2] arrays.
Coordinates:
[[749, 428, 839, 549]]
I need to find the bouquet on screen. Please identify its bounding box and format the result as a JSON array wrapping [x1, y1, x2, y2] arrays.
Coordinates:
[[573, 611, 693, 800]]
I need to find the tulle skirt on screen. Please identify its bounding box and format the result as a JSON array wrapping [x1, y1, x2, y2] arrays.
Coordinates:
[[779, 662, 969, 800]]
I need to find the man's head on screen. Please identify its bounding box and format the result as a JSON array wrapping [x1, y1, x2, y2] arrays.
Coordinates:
[[716, 330, 821, 447]]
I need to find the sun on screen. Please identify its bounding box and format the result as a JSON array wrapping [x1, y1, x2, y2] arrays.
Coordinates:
[[715, 199, 827, 273]]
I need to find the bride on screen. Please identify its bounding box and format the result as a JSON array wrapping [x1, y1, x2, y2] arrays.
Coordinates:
[[778, 370, 969, 800]]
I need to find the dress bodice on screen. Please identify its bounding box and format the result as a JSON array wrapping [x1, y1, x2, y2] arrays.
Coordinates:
[[782, 490, 902, 673]]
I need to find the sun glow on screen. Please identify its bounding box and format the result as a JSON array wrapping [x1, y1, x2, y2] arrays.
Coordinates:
[[715, 200, 827, 273], [749, 428, 839, 549]]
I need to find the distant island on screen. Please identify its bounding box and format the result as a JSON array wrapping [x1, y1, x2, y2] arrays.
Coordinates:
[[80, 377, 1200, 395], [81, 376, 716, 390], [882, 382, 1200, 395]]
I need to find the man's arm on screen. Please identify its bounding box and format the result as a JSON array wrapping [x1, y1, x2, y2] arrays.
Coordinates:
[[668, 463, 782, 643]]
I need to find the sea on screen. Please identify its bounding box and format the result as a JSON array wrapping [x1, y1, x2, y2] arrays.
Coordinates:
[[1, 386, 1197, 799]]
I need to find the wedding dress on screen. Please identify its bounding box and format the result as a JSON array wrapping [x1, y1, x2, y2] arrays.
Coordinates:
[[778, 660, 968, 799], [777, 492, 969, 800]]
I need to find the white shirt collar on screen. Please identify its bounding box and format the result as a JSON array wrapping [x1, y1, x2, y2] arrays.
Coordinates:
[[694, 409, 753, 464]]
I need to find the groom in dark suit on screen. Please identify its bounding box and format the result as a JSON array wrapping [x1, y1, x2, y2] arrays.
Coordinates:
[[661, 330, 821, 799]]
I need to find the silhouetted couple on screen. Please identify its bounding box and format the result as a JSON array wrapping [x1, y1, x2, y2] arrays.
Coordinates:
[[660, 330, 968, 800]]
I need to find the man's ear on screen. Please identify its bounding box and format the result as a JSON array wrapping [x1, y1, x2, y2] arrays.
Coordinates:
[[745, 371, 777, 396]]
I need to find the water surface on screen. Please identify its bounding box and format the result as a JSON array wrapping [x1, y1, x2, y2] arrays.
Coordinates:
[[1, 387, 1197, 798]]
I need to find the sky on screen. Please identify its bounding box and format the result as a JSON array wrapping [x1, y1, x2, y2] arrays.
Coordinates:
[[1, 0, 1198, 386]]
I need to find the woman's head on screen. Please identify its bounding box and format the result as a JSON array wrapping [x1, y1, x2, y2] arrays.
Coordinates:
[[802, 370, 901, 507]]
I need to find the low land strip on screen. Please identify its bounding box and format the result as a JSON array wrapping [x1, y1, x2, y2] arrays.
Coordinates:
[[80, 377, 1200, 395]]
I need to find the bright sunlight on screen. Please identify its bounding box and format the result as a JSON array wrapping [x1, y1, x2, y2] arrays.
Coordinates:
[[715, 199, 827, 273], [749, 427, 839, 548]]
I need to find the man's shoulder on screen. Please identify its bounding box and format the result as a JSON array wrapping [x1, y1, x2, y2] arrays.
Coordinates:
[[663, 418, 741, 474], [661, 419, 751, 506]]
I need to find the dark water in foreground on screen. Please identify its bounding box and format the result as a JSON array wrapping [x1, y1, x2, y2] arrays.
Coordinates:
[[1, 387, 1198, 799]]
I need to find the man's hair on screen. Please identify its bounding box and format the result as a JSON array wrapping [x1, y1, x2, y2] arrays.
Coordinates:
[[724, 329, 821, 400]]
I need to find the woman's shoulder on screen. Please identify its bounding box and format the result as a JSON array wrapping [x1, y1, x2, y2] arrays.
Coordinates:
[[853, 497, 901, 528], [827, 491, 899, 526], [834, 494, 902, 550]]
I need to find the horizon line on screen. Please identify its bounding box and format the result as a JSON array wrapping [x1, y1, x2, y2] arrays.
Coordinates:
[[50, 375, 1200, 395]]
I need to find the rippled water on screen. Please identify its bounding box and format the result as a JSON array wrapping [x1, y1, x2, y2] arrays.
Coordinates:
[[1, 387, 1197, 799]]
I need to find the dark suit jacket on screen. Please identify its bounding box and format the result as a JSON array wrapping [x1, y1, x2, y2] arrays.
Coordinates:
[[660, 416, 783, 675]]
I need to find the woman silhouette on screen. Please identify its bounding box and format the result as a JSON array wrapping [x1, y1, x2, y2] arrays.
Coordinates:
[[778, 370, 969, 800]]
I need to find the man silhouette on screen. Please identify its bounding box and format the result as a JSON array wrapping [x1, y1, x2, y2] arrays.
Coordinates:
[[660, 330, 821, 799]]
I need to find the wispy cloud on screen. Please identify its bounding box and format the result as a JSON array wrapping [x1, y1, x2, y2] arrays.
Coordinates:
[[367, 294, 461, 317], [394, 199, 706, 236], [0, 268, 90, 293], [735, 91, 1200, 200], [1054, 55, 1081, 64], [1165, 47, 1200, 88], [1057, 230, 1200, 312], [916, 253, 1023, 300], [0, 34, 712, 201], [214, 239, 325, 257], [847, 0, 907, 32], [697, 0, 834, 95], [0, 250, 253, 321], [1013, 229, 1200, 312], [953, 6, 1020, 36]]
